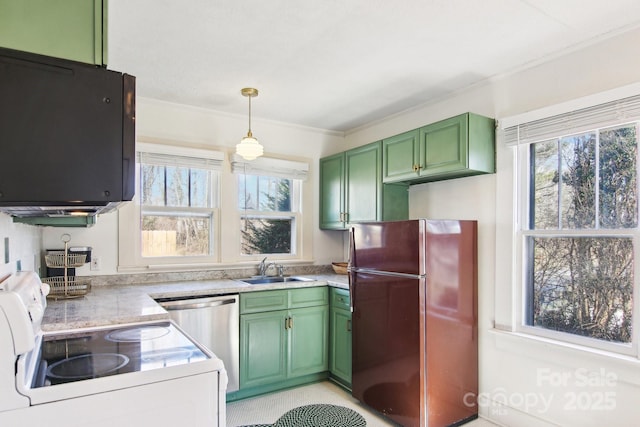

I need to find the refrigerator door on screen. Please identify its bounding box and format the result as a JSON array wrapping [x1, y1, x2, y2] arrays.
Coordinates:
[[350, 271, 425, 427], [424, 220, 479, 427], [350, 220, 425, 276], [350, 219, 478, 427]]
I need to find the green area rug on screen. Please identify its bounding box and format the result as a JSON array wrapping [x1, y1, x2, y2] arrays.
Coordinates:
[[240, 403, 366, 427]]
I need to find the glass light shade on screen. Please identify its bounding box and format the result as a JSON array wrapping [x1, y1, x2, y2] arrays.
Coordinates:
[[236, 135, 264, 161]]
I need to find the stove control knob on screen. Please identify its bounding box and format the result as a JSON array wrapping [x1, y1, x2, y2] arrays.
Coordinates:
[[27, 303, 44, 324], [41, 282, 50, 298]]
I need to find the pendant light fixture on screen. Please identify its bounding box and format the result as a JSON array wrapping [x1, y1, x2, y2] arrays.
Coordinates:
[[236, 87, 263, 160]]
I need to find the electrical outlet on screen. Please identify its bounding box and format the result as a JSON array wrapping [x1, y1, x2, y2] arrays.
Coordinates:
[[90, 256, 100, 271]]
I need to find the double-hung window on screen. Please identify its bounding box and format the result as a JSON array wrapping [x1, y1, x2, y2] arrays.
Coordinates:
[[504, 94, 640, 355], [119, 143, 223, 269], [231, 155, 307, 258]]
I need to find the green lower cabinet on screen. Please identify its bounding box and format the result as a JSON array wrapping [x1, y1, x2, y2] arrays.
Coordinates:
[[235, 288, 329, 400], [289, 306, 329, 377], [330, 307, 352, 387], [329, 288, 352, 388], [240, 310, 288, 388]]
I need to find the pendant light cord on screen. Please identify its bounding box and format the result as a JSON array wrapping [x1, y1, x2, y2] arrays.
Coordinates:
[[247, 94, 253, 136]]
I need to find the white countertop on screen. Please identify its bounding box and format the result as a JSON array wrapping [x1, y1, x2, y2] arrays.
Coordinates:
[[42, 274, 348, 332]]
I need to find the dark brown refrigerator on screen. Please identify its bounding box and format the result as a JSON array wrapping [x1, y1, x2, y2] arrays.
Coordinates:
[[349, 219, 478, 427]]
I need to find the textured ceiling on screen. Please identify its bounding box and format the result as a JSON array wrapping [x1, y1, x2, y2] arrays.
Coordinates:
[[108, 0, 640, 132]]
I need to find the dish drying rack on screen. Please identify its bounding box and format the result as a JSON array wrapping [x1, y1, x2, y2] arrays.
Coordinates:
[[43, 234, 91, 299]]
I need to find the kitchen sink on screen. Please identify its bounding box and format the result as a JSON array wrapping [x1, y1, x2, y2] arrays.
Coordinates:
[[238, 276, 314, 285]]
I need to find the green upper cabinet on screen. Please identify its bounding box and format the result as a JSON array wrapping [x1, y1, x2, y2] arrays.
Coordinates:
[[0, 0, 108, 65], [319, 152, 345, 230], [382, 129, 420, 182], [345, 142, 383, 224], [382, 113, 495, 184], [320, 141, 408, 230]]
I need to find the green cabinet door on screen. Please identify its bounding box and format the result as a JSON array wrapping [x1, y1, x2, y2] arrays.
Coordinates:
[[330, 307, 352, 386], [382, 129, 420, 182], [240, 310, 288, 389], [381, 113, 495, 184], [319, 152, 345, 230], [418, 112, 495, 181], [330, 288, 352, 387], [289, 305, 329, 377], [0, 0, 107, 65], [320, 141, 407, 230], [345, 142, 382, 224], [238, 287, 330, 399], [420, 114, 468, 177]]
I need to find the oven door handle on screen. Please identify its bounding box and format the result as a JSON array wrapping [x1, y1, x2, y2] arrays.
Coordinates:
[[159, 297, 237, 311]]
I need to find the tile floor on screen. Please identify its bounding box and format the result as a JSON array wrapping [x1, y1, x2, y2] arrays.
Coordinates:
[[226, 381, 500, 427]]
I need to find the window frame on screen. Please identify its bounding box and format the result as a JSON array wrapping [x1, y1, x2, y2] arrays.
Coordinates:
[[500, 87, 640, 358], [118, 144, 314, 271], [118, 142, 223, 270], [234, 164, 304, 261], [514, 139, 640, 356]]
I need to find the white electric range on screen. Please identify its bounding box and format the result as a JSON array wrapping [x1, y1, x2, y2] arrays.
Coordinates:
[[0, 271, 227, 427]]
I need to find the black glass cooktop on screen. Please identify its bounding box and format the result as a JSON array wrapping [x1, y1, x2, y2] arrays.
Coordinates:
[[33, 322, 208, 388]]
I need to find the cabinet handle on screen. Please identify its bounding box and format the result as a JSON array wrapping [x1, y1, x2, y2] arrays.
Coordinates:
[[284, 316, 294, 330], [412, 164, 423, 172], [347, 319, 352, 332]]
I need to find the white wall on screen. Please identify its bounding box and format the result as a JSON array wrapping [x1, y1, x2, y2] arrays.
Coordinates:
[[0, 213, 42, 278], [43, 98, 347, 275], [344, 26, 640, 426]]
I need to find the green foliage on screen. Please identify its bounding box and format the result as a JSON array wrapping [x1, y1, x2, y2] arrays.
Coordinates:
[[241, 179, 292, 254], [530, 125, 636, 344]]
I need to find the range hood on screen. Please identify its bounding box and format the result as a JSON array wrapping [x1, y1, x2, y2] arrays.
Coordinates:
[[0, 47, 136, 226]]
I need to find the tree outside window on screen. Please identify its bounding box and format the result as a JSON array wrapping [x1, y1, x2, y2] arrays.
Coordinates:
[[140, 163, 215, 257], [238, 174, 296, 255], [526, 124, 637, 344]]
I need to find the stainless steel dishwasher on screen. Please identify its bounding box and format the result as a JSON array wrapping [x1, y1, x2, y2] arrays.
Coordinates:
[[156, 294, 239, 392]]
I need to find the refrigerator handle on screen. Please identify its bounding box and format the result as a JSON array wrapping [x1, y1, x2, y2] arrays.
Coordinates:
[[348, 270, 354, 313], [348, 227, 355, 313]]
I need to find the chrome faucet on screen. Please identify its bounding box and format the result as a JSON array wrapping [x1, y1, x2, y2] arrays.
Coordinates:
[[258, 257, 276, 277]]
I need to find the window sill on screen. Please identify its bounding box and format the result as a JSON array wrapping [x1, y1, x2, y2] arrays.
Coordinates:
[[489, 328, 640, 387], [117, 259, 316, 274]]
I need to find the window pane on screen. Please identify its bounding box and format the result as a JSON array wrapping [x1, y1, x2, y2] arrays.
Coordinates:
[[239, 174, 258, 210], [166, 166, 189, 207], [532, 140, 559, 229], [238, 174, 291, 212], [241, 217, 292, 255], [560, 133, 596, 229], [190, 169, 211, 208], [274, 179, 291, 212], [142, 214, 211, 257], [599, 125, 637, 228], [141, 165, 165, 206], [528, 236, 633, 343]]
